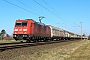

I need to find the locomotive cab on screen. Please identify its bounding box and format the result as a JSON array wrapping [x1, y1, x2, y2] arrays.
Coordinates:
[[13, 20, 29, 40]]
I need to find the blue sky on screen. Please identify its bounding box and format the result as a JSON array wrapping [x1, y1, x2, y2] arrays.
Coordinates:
[[0, 0, 90, 36]]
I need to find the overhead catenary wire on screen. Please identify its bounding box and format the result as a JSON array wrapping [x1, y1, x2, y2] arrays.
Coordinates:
[[16, 0, 58, 24], [33, 0, 63, 20], [33, 0, 74, 26], [3, 0, 70, 27], [16, 0, 45, 16], [42, 0, 68, 27], [3, 0, 58, 25], [3, 0, 39, 16], [4, 0, 73, 27], [43, 0, 60, 15], [43, 0, 78, 26], [42, 0, 83, 34]]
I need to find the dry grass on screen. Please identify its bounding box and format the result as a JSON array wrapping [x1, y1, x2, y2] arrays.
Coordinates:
[[15, 40, 90, 60], [65, 40, 90, 60], [0, 40, 17, 43]]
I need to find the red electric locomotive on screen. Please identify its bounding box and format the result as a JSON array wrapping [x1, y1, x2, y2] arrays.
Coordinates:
[[13, 19, 51, 42]]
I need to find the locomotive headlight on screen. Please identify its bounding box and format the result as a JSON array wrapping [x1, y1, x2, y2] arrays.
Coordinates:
[[14, 29, 18, 31], [15, 32, 17, 34], [14, 35, 16, 37], [23, 35, 24, 37], [23, 29, 27, 31], [13, 35, 16, 37]]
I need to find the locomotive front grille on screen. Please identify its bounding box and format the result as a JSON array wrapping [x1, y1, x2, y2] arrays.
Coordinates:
[[13, 34, 28, 38]]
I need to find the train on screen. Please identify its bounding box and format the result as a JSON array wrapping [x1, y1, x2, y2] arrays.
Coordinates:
[[13, 19, 87, 42]]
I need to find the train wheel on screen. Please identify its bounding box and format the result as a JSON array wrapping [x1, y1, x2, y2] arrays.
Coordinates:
[[32, 39, 37, 43], [20, 41, 23, 43], [26, 40, 30, 42]]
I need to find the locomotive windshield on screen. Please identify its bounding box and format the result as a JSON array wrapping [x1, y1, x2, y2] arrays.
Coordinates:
[[22, 22, 27, 26], [15, 22, 27, 26], [16, 22, 21, 26]]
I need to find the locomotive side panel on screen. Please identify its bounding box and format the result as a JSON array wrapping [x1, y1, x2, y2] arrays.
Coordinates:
[[32, 23, 50, 37]]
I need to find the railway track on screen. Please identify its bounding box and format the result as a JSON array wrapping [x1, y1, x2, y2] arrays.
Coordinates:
[[0, 40, 80, 52]]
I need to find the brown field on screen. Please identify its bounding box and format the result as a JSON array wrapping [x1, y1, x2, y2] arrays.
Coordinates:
[[0, 40, 90, 60], [14, 40, 90, 60]]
